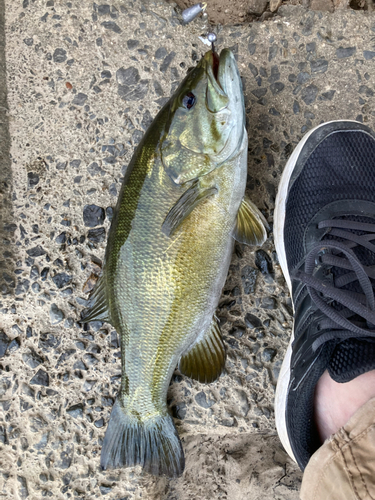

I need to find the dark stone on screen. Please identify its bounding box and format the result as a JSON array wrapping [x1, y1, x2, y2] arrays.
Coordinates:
[[58, 446, 73, 469], [41, 267, 49, 281], [53, 48, 67, 63], [72, 93, 87, 106], [0, 331, 10, 358], [255, 249, 274, 275], [101, 70, 112, 79], [195, 391, 215, 408], [336, 46, 356, 59], [24, 37, 33, 46], [251, 88, 267, 98], [301, 11, 315, 36], [268, 45, 278, 61], [248, 43, 256, 55], [245, 313, 262, 329], [67, 403, 83, 418], [52, 273, 72, 289], [96, 37, 102, 46], [141, 110, 153, 131], [97, 4, 110, 15], [70, 159, 81, 168], [306, 42, 316, 53], [50, 304, 64, 325], [31, 282, 41, 293], [30, 369, 49, 386], [26, 245, 46, 257], [154, 47, 167, 59], [106, 206, 114, 221], [55, 232, 67, 244], [260, 297, 277, 309], [270, 82, 284, 95], [301, 84, 318, 105], [297, 72, 310, 84], [87, 162, 105, 176], [261, 348, 277, 362], [101, 21, 121, 33], [310, 59, 328, 73], [359, 85, 374, 97], [83, 204, 105, 227], [248, 62, 258, 77], [267, 66, 280, 84], [364, 50, 375, 60], [88, 227, 106, 243], [23, 348, 44, 369], [15, 279, 30, 295], [319, 90, 336, 101], [288, 73, 297, 82], [39, 333, 59, 351], [30, 265, 39, 279], [153, 80, 163, 96], [127, 39, 139, 49], [95, 418, 104, 428], [293, 100, 300, 114], [171, 402, 187, 420], [56, 161, 67, 170], [160, 52, 176, 73], [241, 266, 258, 294], [101, 396, 114, 406]]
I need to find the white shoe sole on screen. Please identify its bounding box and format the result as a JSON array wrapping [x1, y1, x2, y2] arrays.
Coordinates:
[[273, 119, 360, 463]]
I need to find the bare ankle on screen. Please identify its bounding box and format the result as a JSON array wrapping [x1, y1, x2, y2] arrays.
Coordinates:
[[314, 369, 375, 443]]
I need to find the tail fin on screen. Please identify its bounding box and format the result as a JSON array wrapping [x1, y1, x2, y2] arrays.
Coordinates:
[[100, 399, 185, 478]]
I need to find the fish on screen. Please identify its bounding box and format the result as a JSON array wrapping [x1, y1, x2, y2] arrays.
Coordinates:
[[81, 48, 268, 478]]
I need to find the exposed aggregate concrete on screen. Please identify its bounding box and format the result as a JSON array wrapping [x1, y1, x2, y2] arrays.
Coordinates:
[[1, 1, 375, 498]]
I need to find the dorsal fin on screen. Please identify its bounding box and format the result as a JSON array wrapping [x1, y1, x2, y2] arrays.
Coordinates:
[[179, 317, 225, 384], [233, 196, 269, 246]]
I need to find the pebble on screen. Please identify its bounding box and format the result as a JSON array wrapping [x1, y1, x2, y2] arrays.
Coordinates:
[[53, 48, 67, 63], [88, 227, 106, 243], [195, 391, 216, 409], [83, 204, 105, 227], [30, 369, 49, 386], [72, 93, 87, 106], [0, 331, 10, 357], [22, 348, 43, 368], [52, 273, 72, 289], [50, 304, 65, 324], [26, 246, 46, 257], [245, 313, 263, 329], [27, 172, 39, 188], [255, 250, 274, 275]]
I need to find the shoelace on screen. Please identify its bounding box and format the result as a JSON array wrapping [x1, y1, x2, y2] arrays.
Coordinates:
[[292, 219, 375, 351]]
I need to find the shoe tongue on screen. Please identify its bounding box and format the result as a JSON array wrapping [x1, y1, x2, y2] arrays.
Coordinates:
[[328, 338, 375, 383]]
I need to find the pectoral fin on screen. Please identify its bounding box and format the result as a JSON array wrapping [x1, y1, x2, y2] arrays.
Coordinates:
[[179, 317, 225, 384], [80, 276, 110, 324], [234, 196, 269, 246], [162, 181, 217, 237]]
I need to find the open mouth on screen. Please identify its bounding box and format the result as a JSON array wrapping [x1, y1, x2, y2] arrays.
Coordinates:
[[212, 50, 220, 83]]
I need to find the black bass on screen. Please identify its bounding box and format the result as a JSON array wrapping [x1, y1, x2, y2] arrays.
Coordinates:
[[81, 48, 268, 477]]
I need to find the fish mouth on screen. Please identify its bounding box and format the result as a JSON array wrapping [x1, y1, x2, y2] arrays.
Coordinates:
[[205, 49, 229, 112]]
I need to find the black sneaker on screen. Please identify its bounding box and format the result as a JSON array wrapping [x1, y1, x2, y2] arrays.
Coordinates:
[[274, 120, 375, 469]]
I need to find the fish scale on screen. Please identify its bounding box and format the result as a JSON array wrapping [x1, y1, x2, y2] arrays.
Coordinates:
[[80, 48, 268, 477]]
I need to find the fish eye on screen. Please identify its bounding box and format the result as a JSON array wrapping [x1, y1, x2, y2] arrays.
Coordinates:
[[182, 92, 196, 110]]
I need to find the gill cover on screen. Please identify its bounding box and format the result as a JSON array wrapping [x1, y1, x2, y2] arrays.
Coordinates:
[[160, 49, 243, 185]]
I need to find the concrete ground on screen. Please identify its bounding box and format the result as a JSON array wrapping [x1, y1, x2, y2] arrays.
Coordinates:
[[0, 0, 375, 498]]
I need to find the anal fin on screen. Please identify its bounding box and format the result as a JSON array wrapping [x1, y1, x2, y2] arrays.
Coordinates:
[[179, 317, 225, 384], [80, 275, 110, 324], [234, 196, 269, 246]]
